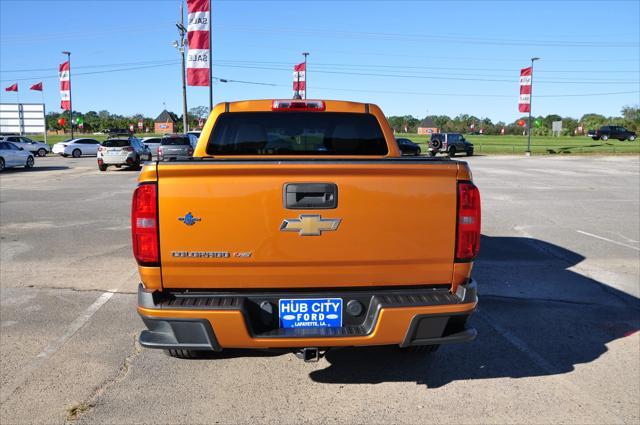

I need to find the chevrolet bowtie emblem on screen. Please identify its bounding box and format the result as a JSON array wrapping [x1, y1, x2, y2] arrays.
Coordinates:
[[280, 214, 342, 236]]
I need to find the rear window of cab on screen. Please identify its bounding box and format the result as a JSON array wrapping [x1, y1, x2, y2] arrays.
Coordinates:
[[206, 112, 388, 156]]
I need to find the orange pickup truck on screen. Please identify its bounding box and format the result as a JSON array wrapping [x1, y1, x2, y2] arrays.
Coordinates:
[[133, 99, 480, 361]]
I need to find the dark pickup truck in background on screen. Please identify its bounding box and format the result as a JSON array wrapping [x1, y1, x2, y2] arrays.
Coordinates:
[[588, 126, 636, 141]]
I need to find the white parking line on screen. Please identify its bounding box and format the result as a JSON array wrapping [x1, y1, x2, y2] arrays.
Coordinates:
[[576, 230, 640, 252], [0, 290, 116, 404], [478, 311, 621, 423]]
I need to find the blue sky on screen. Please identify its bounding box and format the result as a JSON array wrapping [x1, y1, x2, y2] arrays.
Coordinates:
[[1, 0, 638, 122]]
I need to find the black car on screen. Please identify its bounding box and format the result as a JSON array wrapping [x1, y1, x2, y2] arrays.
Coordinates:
[[396, 138, 421, 156], [588, 126, 636, 141]]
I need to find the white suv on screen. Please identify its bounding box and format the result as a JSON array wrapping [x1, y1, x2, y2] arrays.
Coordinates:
[[0, 136, 50, 157]]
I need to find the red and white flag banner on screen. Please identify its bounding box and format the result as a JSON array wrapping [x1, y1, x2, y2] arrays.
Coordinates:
[[293, 62, 306, 97], [518, 66, 532, 113], [186, 0, 210, 86], [59, 61, 71, 111], [30, 82, 43, 91]]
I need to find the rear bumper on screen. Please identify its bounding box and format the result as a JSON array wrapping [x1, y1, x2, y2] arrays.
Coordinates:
[[99, 153, 134, 165], [138, 280, 478, 350]]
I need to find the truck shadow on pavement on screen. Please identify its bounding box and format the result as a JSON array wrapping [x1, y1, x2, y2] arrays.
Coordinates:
[[310, 235, 640, 388]]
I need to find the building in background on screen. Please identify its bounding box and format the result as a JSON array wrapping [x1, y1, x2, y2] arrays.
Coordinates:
[[154, 110, 178, 134], [417, 117, 439, 135]]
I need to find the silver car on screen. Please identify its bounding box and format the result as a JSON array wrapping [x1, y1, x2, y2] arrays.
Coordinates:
[[0, 141, 35, 171], [97, 137, 152, 171], [0, 135, 50, 157], [158, 134, 193, 161]]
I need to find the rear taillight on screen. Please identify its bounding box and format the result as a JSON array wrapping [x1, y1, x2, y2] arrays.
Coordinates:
[[124, 146, 133, 151], [131, 183, 159, 266], [455, 182, 481, 261], [271, 100, 325, 111]]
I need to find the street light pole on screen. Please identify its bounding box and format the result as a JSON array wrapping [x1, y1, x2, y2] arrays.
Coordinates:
[[176, 4, 189, 133], [208, 0, 213, 112], [302, 52, 309, 99], [526, 57, 540, 155], [62, 51, 73, 138]]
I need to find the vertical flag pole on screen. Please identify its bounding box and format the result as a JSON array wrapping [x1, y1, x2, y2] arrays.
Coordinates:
[[526, 57, 540, 156], [208, 0, 213, 112], [302, 52, 309, 99]]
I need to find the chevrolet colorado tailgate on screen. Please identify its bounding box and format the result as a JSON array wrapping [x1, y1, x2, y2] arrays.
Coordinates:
[[157, 160, 459, 289]]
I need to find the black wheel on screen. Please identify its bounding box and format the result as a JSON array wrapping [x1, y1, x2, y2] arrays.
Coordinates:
[[601, 134, 609, 141], [591, 137, 599, 141], [629, 135, 637, 141], [431, 139, 442, 150], [115, 164, 122, 168], [466, 149, 474, 157], [448, 146, 457, 157], [62, 154, 69, 157], [415, 147, 421, 156], [0, 158, 5, 172], [98, 164, 107, 172], [399, 344, 440, 354], [166, 349, 202, 359], [37, 148, 47, 157], [25, 156, 34, 169], [72, 149, 82, 158], [132, 156, 142, 170], [429, 151, 436, 157]]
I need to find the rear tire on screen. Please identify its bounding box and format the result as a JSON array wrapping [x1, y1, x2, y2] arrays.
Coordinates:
[[429, 151, 436, 157], [72, 149, 81, 158], [448, 146, 456, 157], [415, 148, 421, 156], [600, 134, 609, 141], [629, 135, 637, 141], [0, 158, 5, 172], [400, 344, 440, 354], [37, 148, 47, 157], [166, 349, 201, 359], [25, 156, 34, 169], [466, 149, 474, 157], [98, 164, 107, 172]]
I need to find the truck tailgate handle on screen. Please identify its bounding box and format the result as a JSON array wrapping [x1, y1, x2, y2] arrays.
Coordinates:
[[284, 183, 338, 209]]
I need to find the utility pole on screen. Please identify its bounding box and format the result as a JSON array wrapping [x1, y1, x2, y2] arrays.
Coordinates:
[[302, 52, 309, 99], [62, 51, 73, 138], [208, 0, 213, 112], [175, 4, 189, 133], [526, 57, 540, 156]]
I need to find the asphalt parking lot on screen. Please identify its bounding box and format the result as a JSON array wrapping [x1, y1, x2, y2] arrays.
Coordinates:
[[1, 154, 639, 424]]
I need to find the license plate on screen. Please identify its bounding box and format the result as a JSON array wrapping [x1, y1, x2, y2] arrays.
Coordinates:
[[107, 151, 120, 155], [279, 298, 342, 329]]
